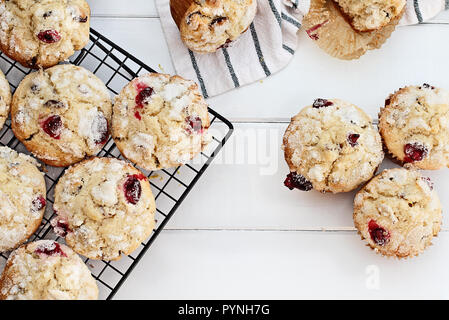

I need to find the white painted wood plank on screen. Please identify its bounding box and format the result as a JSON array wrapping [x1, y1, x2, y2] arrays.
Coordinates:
[[114, 230, 449, 299], [163, 123, 449, 230], [89, 0, 157, 17]]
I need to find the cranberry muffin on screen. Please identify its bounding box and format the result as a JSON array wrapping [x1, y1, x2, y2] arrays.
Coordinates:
[[354, 168, 442, 258], [334, 0, 406, 32], [0, 147, 46, 253], [0, 0, 90, 68], [172, 0, 257, 53], [51, 158, 156, 261], [11, 65, 112, 167], [283, 99, 384, 193], [379, 84, 449, 170], [112, 73, 211, 171], [0, 68, 11, 130], [0, 240, 98, 300]]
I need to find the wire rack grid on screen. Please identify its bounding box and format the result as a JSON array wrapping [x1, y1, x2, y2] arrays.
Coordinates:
[[0, 29, 234, 300]]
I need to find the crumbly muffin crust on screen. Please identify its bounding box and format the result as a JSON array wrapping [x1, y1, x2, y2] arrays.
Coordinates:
[[334, 0, 406, 32], [177, 0, 257, 53], [112, 73, 211, 171], [354, 168, 442, 258], [0, 68, 11, 130], [0, 0, 90, 68], [11, 64, 112, 167], [0, 147, 46, 253], [0, 240, 98, 300], [52, 157, 156, 261], [379, 84, 449, 170], [283, 99, 384, 193]]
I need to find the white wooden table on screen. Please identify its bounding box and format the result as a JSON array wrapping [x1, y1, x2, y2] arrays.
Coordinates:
[[91, 1, 449, 299]]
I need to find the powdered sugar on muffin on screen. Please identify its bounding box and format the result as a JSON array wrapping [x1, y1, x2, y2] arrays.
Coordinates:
[[0, 0, 90, 68], [0, 69, 11, 130], [11, 65, 112, 167], [379, 84, 449, 170], [177, 0, 257, 53], [0, 240, 98, 300], [354, 168, 441, 258], [0, 147, 46, 253], [52, 157, 156, 261], [112, 73, 211, 171], [283, 99, 384, 193]]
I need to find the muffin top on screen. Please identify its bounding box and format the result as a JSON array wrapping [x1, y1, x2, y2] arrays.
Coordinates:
[[0, 0, 90, 68], [178, 0, 257, 53], [112, 73, 211, 171], [52, 157, 156, 261], [335, 0, 406, 32], [283, 99, 384, 193], [11, 64, 112, 167], [0, 240, 98, 300], [0, 147, 46, 253], [354, 168, 442, 258], [379, 84, 449, 170]]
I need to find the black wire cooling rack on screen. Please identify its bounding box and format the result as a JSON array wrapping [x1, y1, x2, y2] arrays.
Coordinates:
[[0, 29, 234, 300]]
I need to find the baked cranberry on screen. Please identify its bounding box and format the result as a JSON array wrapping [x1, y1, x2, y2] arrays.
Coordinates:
[[35, 242, 67, 257], [31, 196, 46, 212], [135, 173, 147, 181], [306, 20, 328, 40], [404, 143, 427, 163], [44, 100, 65, 109], [135, 87, 154, 109], [41, 115, 62, 139], [51, 216, 71, 237], [313, 98, 333, 109], [347, 133, 360, 147], [185, 116, 203, 134], [368, 220, 390, 246], [134, 111, 142, 120], [77, 16, 88, 23], [219, 38, 232, 49], [37, 30, 61, 43], [124, 175, 142, 205], [93, 112, 109, 145], [385, 98, 391, 106], [284, 172, 313, 191], [422, 83, 435, 90], [211, 16, 227, 26]]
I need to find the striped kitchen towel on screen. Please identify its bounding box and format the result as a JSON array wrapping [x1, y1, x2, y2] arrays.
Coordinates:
[[157, 0, 448, 98]]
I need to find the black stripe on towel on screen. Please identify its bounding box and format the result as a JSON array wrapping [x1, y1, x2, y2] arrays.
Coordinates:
[[282, 44, 295, 55], [281, 12, 301, 28], [267, 0, 282, 27], [249, 23, 271, 77], [222, 48, 240, 88], [188, 49, 209, 98], [414, 0, 423, 23], [446, 0, 449, 10]]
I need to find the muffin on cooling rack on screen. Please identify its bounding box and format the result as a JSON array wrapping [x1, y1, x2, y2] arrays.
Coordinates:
[[334, 0, 406, 32], [0, 240, 98, 300], [354, 168, 442, 258], [11, 64, 112, 167], [51, 157, 156, 261], [283, 99, 384, 193], [0, 147, 46, 253], [379, 84, 449, 170], [0, 0, 90, 68], [170, 0, 257, 53], [112, 73, 211, 171], [303, 0, 405, 60], [0, 69, 11, 130]]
